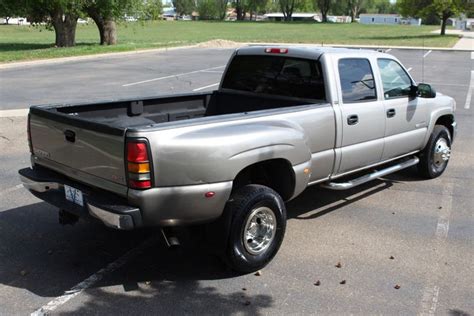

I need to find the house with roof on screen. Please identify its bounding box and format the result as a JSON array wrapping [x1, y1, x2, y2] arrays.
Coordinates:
[[359, 14, 421, 26]]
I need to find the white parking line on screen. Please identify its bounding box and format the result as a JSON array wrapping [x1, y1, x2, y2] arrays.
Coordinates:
[[200, 70, 224, 74], [418, 182, 454, 316], [31, 235, 160, 316], [429, 82, 468, 87], [193, 83, 219, 92], [122, 65, 226, 87], [407, 67, 413, 72], [465, 70, 473, 109], [423, 50, 432, 58], [0, 109, 29, 117], [420, 285, 440, 316], [471, 52, 474, 59], [385, 48, 392, 52]]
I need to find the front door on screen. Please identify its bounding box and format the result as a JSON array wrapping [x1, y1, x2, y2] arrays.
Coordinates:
[[377, 58, 429, 160]]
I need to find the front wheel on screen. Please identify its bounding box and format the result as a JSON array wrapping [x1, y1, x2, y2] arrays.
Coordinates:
[[225, 184, 286, 273], [418, 125, 452, 179]]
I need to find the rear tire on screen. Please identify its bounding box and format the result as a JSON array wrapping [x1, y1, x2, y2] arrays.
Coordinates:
[[418, 125, 451, 179], [224, 184, 286, 273]]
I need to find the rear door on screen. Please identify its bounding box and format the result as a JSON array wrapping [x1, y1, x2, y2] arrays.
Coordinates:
[[336, 57, 385, 174], [376, 58, 429, 160]]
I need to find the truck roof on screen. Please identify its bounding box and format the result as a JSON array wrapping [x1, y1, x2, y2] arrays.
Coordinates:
[[236, 45, 388, 60]]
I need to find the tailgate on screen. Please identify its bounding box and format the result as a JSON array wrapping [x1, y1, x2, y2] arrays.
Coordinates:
[[29, 108, 127, 195]]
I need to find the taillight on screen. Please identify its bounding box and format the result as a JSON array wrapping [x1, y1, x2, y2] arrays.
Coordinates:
[[127, 141, 152, 189], [27, 114, 33, 154], [265, 47, 288, 54]]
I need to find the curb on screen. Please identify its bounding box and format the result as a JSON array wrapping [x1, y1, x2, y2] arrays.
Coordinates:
[[0, 44, 200, 69]]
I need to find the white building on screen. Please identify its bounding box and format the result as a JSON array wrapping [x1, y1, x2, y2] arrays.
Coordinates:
[[455, 15, 474, 30], [0, 17, 30, 25], [359, 14, 421, 26]]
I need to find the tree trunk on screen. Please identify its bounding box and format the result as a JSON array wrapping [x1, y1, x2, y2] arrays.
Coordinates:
[[5, 17, 10, 25], [51, 11, 78, 47], [236, 6, 244, 20], [102, 20, 117, 45], [322, 12, 328, 23], [87, 7, 117, 45], [440, 13, 448, 36]]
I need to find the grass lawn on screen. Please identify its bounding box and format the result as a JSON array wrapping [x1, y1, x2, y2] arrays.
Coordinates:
[[0, 21, 459, 63]]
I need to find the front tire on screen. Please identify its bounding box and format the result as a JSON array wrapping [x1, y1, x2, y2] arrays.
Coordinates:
[[225, 184, 286, 273], [418, 125, 452, 179]]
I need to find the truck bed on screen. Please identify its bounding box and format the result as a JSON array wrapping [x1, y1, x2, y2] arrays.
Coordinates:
[[39, 90, 318, 130]]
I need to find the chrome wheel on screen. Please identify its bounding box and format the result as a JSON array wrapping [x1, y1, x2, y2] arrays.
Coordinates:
[[432, 138, 451, 170], [243, 207, 276, 255]]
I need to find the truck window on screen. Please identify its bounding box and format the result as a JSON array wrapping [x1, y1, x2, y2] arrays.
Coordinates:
[[338, 58, 377, 103], [377, 58, 412, 99], [222, 55, 326, 100]]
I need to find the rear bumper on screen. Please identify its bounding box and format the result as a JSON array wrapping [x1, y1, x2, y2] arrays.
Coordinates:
[[19, 167, 141, 230], [19, 166, 234, 229]]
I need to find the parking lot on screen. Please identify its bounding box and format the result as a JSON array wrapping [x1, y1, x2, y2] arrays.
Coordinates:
[[0, 46, 473, 315]]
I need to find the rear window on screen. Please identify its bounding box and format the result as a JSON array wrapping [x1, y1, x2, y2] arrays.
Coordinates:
[[222, 55, 326, 100], [338, 58, 377, 103]]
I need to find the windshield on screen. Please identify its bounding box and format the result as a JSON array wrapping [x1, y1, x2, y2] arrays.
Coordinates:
[[222, 55, 326, 100]]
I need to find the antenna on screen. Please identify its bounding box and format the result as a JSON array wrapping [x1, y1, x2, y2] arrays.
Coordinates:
[[422, 37, 425, 82]]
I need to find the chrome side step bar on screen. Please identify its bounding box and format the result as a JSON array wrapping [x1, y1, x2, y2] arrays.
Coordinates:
[[321, 157, 419, 190]]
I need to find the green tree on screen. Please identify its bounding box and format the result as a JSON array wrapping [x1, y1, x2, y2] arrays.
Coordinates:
[[399, 0, 472, 35], [82, 0, 141, 45], [347, 0, 365, 21], [279, 0, 305, 21], [216, 0, 228, 20], [172, 0, 195, 16], [143, 0, 163, 20], [315, 0, 333, 22], [197, 0, 218, 19], [26, 0, 83, 47], [0, 0, 25, 24], [233, 0, 245, 20]]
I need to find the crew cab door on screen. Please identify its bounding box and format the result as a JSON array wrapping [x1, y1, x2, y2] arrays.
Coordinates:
[[336, 57, 385, 174], [376, 58, 429, 160]]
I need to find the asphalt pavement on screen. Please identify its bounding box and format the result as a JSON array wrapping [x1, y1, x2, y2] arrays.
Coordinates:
[[0, 46, 473, 315]]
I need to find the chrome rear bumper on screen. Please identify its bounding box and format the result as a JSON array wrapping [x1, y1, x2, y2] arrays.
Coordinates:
[[19, 167, 141, 230]]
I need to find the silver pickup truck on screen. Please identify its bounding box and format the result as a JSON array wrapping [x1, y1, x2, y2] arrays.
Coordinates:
[[19, 46, 457, 272]]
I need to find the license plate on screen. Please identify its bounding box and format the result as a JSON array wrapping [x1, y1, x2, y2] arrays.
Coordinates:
[[64, 185, 84, 207]]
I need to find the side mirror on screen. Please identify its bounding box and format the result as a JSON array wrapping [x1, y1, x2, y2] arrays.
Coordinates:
[[417, 83, 436, 98]]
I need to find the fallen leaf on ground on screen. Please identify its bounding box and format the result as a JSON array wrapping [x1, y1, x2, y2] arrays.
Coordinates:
[[335, 262, 342, 268], [242, 288, 247, 291], [254, 271, 262, 276], [389, 256, 395, 260], [244, 301, 251, 306], [340, 280, 346, 285], [314, 280, 321, 286], [394, 284, 401, 289]]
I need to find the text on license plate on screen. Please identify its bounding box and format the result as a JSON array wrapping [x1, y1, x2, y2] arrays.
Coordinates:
[[64, 185, 84, 206]]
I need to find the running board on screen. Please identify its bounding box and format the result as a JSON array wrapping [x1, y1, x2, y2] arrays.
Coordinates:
[[321, 157, 419, 190]]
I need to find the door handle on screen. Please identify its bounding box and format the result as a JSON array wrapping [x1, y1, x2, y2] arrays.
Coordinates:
[[386, 108, 396, 118], [347, 115, 359, 125]]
